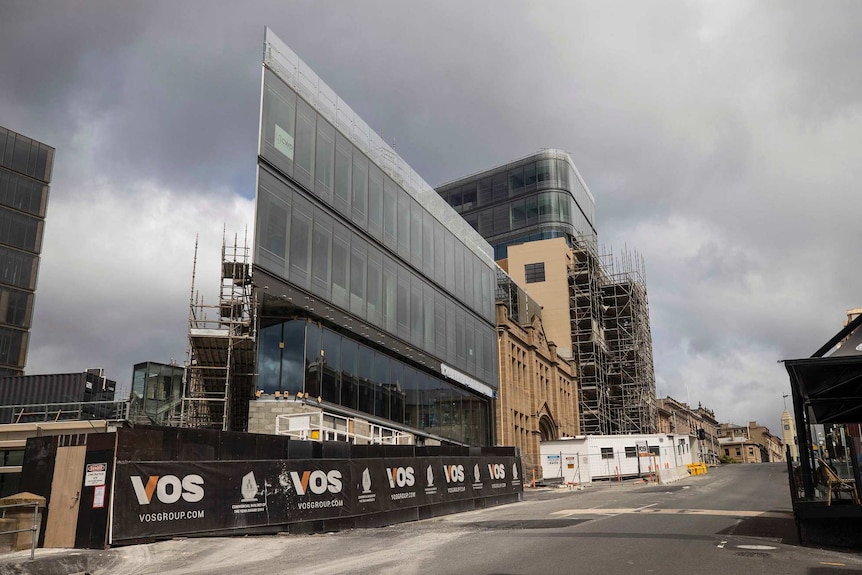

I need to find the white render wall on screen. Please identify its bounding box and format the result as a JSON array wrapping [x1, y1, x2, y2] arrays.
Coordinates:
[[540, 434, 694, 483]]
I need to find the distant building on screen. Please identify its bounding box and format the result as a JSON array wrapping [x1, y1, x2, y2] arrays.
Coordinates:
[[495, 273, 578, 481], [717, 421, 783, 463], [0, 126, 53, 376], [657, 397, 719, 465], [781, 409, 799, 462], [435, 149, 596, 262]]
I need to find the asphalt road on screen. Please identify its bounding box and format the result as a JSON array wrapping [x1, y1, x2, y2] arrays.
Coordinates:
[[4, 463, 862, 575]]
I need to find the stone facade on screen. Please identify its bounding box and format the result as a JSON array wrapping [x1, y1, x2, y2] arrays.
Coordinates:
[[656, 397, 720, 464], [495, 302, 578, 482], [717, 421, 783, 463]]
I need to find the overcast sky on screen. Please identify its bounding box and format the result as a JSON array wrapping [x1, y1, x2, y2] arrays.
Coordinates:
[[2, 1, 859, 435]]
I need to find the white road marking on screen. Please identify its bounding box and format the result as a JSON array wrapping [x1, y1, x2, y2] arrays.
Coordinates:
[[551, 508, 792, 519], [737, 544, 777, 550], [717, 540, 727, 549]]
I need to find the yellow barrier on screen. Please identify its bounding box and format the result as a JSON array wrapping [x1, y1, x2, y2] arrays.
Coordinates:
[[686, 463, 707, 476]]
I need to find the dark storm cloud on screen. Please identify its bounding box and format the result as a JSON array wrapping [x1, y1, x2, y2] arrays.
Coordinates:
[[1, 1, 262, 194], [2, 0, 860, 434]]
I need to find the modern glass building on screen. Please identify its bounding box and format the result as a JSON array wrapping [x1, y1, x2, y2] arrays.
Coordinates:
[[0, 126, 53, 376], [435, 150, 596, 261], [253, 29, 498, 445]]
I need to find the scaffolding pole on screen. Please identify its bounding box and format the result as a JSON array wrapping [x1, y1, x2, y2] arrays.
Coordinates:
[[180, 230, 258, 431]]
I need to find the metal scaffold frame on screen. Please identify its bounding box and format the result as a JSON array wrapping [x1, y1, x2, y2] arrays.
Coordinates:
[[602, 248, 657, 434], [569, 236, 611, 435], [180, 231, 258, 431], [569, 237, 657, 435]]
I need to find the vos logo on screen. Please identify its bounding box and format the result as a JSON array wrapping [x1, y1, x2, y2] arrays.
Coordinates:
[[131, 475, 204, 505], [289, 470, 343, 495], [488, 464, 506, 480], [443, 464, 464, 483], [386, 466, 415, 488]]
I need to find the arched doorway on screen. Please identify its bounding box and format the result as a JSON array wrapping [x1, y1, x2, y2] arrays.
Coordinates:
[[538, 414, 557, 442]]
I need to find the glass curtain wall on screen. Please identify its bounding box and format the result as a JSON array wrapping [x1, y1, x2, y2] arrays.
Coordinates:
[[256, 67, 497, 388], [437, 152, 597, 260], [257, 318, 490, 445], [0, 126, 52, 376]]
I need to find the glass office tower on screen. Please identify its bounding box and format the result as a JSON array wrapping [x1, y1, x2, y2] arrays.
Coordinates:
[[0, 127, 53, 376], [253, 29, 498, 445], [435, 150, 596, 260]]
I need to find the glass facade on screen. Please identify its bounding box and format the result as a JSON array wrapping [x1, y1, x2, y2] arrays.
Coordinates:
[[436, 150, 596, 260], [130, 362, 184, 426], [254, 29, 497, 445], [0, 126, 53, 376], [258, 317, 488, 445]]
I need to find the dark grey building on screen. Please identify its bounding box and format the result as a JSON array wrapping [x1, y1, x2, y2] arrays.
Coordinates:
[[435, 150, 596, 260], [0, 369, 117, 424], [0, 126, 53, 375], [250, 29, 498, 445]]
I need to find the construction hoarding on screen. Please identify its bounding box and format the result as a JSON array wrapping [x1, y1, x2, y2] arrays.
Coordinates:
[[111, 456, 522, 543]]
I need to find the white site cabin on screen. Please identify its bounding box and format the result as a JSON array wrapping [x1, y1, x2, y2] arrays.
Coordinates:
[[540, 434, 694, 484]]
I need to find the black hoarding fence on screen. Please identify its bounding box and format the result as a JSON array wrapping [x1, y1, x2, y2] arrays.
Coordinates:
[[111, 455, 523, 543]]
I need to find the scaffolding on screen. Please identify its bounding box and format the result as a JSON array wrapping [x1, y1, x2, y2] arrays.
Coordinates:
[[602, 248, 657, 434], [180, 232, 257, 431], [569, 236, 611, 435], [568, 237, 657, 435]]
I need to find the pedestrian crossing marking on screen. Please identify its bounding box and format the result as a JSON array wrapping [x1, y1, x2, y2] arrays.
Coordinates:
[[551, 508, 792, 519]]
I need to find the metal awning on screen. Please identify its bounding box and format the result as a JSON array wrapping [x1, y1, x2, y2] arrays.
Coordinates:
[[786, 355, 862, 424]]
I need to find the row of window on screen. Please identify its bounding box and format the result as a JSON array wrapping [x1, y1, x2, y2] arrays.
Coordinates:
[[259, 69, 494, 324], [0, 246, 37, 290], [461, 191, 594, 248], [0, 209, 42, 254], [441, 157, 595, 225], [0, 127, 53, 183], [259, 320, 490, 445], [257, 168, 497, 385], [0, 169, 47, 218], [0, 287, 31, 328], [601, 446, 661, 459]]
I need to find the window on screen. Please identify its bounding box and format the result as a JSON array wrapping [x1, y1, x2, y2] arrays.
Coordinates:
[[294, 98, 316, 189], [314, 119, 335, 201], [524, 262, 545, 283], [784, 424, 790, 430], [625, 446, 637, 458], [735, 448, 741, 456], [601, 447, 613, 459], [649, 446, 660, 456]]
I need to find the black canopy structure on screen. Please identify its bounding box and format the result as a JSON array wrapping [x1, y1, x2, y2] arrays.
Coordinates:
[[784, 312, 862, 504]]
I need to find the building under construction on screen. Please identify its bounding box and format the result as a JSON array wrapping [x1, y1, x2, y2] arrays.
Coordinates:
[[437, 150, 657, 436], [180, 234, 257, 431], [568, 236, 610, 434], [599, 247, 656, 434]]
